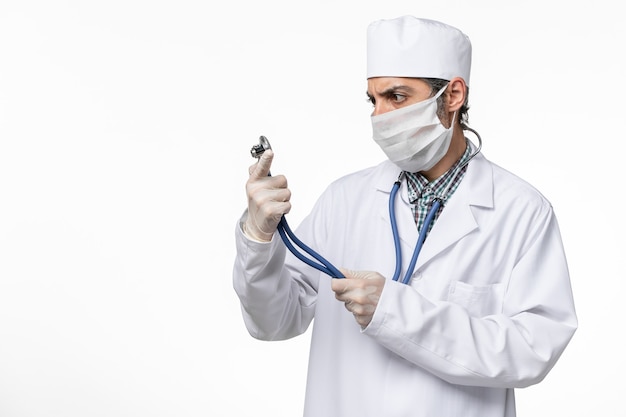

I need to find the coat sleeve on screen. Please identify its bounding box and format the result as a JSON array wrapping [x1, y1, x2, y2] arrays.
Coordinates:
[[232, 211, 319, 341], [365, 205, 578, 388]]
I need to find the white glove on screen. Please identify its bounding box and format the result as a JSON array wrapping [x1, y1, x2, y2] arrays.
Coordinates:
[[243, 150, 291, 242], [331, 269, 386, 329]]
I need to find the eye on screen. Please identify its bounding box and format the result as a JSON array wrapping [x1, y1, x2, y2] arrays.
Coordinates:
[[366, 94, 375, 106], [391, 93, 406, 103]]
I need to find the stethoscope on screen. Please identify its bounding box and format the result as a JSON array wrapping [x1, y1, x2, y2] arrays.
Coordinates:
[[250, 130, 482, 284]]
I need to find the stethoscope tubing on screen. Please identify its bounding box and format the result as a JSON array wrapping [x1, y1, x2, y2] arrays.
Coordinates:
[[281, 180, 440, 283], [277, 216, 345, 278]]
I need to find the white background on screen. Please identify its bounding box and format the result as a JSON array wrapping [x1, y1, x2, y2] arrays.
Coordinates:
[[0, 0, 623, 416]]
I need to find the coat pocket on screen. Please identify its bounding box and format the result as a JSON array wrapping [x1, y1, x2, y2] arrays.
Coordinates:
[[447, 281, 505, 317]]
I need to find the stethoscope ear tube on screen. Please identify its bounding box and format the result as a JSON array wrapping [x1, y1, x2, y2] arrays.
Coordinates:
[[390, 129, 482, 285], [389, 177, 404, 282], [389, 175, 442, 285]]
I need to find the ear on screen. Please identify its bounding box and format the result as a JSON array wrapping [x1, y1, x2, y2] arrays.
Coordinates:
[[446, 77, 467, 112]]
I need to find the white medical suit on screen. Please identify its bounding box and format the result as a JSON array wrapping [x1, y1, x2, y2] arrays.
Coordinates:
[[233, 151, 577, 417]]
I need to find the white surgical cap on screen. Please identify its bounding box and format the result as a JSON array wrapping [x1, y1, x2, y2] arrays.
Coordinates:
[[367, 16, 472, 86]]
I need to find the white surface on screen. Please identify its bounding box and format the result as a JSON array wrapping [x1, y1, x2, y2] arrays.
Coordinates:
[[0, 1, 622, 416]]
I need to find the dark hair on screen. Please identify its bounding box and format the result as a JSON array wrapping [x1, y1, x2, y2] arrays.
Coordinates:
[[423, 78, 470, 130]]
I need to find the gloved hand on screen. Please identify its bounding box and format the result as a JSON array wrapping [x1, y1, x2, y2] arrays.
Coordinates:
[[243, 149, 292, 242], [331, 269, 386, 329]]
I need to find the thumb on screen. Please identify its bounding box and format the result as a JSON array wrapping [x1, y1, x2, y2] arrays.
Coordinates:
[[339, 268, 364, 279], [340, 268, 383, 281], [249, 149, 274, 178]]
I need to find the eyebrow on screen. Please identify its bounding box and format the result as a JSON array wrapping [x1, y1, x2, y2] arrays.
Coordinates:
[[367, 85, 416, 99]]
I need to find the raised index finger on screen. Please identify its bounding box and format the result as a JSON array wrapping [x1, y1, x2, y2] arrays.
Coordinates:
[[249, 149, 274, 178]]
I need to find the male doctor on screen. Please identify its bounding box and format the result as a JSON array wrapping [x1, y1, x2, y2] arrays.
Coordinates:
[[233, 15, 577, 417]]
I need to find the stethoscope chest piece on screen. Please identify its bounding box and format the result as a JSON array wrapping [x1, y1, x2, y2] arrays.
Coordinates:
[[251, 136, 272, 159]]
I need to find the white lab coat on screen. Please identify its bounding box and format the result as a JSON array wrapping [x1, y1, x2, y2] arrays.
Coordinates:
[[233, 152, 577, 417]]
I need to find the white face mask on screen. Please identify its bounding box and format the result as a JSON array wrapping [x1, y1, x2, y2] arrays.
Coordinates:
[[371, 85, 453, 173]]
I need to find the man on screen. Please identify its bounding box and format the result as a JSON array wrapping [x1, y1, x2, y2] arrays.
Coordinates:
[[233, 15, 577, 417]]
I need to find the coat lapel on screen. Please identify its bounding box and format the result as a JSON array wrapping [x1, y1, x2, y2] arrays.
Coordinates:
[[414, 153, 494, 270]]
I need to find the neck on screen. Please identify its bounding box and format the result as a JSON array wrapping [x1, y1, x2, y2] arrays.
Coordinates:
[[420, 126, 466, 181]]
